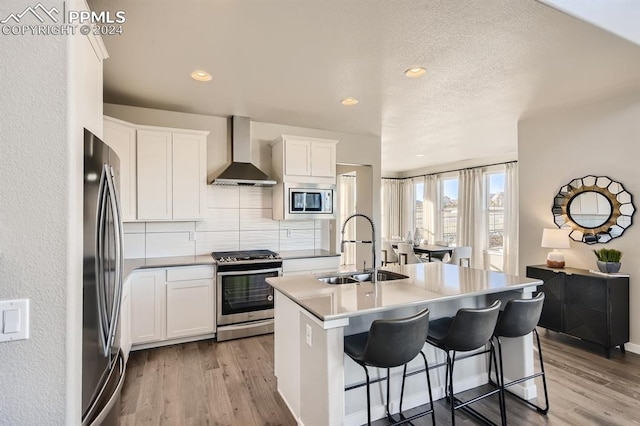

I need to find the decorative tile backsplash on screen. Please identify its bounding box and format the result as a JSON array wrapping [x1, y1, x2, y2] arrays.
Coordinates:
[[123, 186, 329, 259]]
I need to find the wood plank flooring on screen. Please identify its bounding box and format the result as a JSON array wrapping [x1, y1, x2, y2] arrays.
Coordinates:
[[120, 329, 640, 425]]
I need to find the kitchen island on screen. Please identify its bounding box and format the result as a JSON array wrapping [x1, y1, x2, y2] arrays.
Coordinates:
[[267, 262, 542, 426]]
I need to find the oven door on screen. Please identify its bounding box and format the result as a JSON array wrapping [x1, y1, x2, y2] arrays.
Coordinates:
[[216, 267, 280, 326]]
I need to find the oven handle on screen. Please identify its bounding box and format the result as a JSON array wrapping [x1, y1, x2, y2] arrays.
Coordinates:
[[217, 268, 282, 277]]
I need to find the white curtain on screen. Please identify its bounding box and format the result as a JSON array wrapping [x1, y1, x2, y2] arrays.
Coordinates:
[[338, 174, 357, 266], [503, 162, 519, 275], [422, 175, 438, 244], [457, 168, 486, 268], [381, 179, 402, 240], [401, 179, 415, 240]]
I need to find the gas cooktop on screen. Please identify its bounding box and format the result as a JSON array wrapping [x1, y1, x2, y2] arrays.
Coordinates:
[[212, 249, 281, 263]]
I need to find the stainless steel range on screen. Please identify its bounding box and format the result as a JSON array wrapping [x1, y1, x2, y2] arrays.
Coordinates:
[[212, 250, 282, 341]]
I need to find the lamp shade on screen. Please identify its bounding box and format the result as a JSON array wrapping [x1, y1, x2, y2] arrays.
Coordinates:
[[541, 228, 570, 249]]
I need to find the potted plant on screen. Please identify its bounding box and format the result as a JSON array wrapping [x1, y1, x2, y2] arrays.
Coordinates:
[[593, 248, 623, 273]]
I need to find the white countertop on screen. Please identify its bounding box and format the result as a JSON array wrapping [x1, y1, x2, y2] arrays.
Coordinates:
[[279, 249, 341, 259], [124, 255, 215, 279], [267, 262, 542, 321]]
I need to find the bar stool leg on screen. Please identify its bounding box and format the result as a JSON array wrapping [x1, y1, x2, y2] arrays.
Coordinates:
[[447, 351, 456, 426], [534, 329, 550, 414], [492, 339, 507, 426], [419, 351, 437, 426], [363, 365, 371, 425]]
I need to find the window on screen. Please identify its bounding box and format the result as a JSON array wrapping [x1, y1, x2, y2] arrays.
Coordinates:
[[414, 181, 424, 233], [486, 171, 505, 248], [440, 177, 458, 245]]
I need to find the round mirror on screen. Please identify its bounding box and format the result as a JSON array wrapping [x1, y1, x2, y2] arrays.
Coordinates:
[[567, 191, 612, 228], [552, 175, 635, 244]]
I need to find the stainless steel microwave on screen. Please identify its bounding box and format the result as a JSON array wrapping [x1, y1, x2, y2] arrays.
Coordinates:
[[284, 183, 335, 219]]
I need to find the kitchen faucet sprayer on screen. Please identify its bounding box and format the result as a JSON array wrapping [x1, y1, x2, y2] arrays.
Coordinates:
[[340, 213, 377, 283]]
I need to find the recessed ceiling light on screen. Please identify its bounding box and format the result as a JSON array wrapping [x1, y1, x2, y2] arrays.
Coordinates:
[[416, 154, 425, 157], [191, 70, 212, 82], [405, 67, 426, 78], [341, 97, 359, 106]]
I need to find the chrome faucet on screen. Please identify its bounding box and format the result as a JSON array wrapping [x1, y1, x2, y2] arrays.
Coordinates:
[[340, 213, 377, 283]]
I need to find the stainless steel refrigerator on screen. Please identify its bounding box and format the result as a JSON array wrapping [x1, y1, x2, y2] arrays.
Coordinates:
[[82, 128, 126, 426]]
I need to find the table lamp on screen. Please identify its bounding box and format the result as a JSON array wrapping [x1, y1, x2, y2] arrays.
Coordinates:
[[541, 228, 570, 268]]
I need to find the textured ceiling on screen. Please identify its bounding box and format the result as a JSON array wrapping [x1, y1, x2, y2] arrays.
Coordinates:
[[89, 0, 640, 174]]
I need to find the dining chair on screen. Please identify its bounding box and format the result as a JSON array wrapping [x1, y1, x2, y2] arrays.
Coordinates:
[[448, 247, 472, 267], [431, 240, 451, 262], [396, 242, 424, 265], [381, 239, 399, 266]]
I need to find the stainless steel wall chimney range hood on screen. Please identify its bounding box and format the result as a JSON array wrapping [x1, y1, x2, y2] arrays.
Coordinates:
[[210, 116, 277, 186]]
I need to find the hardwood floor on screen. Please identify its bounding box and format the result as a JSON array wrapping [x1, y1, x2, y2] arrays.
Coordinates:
[[120, 330, 640, 425]]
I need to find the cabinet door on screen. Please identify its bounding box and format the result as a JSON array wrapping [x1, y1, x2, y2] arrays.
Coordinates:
[[284, 140, 311, 176], [526, 267, 563, 332], [103, 118, 137, 221], [166, 279, 214, 339], [119, 277, 132, 360], [310, 141, 336, 178], [130, 270, 165, 344], [172, 133, 206, 220], [564, 275, 607, 345], [137, 130, 172, 220]]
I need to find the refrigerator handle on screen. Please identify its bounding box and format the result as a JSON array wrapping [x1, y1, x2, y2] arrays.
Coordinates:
[[105, 166, 124, 353], [95, 165, 110, 356]]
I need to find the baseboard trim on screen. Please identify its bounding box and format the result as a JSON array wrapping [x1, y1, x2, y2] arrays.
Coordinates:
[[625, 342, 640, 355], [131, 332, 216, 351]]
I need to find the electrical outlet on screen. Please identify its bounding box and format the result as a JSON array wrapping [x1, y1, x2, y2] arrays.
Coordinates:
[[287, 229, 293, 238], [189, 231, 196, 241], [305, 324, 312, 347]]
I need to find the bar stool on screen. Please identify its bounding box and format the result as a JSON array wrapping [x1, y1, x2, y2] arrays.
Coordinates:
[[344, 309, 435, 426], [426, 300, 504, 425], [489, 293, 549, 420]]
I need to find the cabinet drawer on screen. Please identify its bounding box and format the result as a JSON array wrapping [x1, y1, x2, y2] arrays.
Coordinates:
[[565, 275, 607, 312], [166, 265, 214, 281]]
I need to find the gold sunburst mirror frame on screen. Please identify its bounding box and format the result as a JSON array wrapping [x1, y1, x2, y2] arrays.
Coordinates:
[[552, 175, 635, 244]]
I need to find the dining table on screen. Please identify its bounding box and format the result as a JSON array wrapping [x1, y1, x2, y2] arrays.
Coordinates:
[[391, 242, 454, 263]]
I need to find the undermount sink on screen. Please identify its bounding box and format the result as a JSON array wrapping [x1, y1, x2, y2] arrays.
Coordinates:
[[317, 270, 409, 285], [317, 276, 359, 285], [351, 271, 409, 282]]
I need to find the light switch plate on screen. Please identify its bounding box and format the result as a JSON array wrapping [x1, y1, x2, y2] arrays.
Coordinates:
[[0, 299, 29, 343]]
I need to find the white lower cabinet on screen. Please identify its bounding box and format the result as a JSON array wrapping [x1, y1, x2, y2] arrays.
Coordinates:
[[119, 276, 132, 361], [129, 265, 215, 348], [130, 269, 165, 344]]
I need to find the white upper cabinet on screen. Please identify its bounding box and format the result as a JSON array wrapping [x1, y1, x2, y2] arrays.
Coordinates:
[[137, 129, 173, 221], [272, 135, 338, 184], [103, 116, 137, 221], [284, 139, 311, 176], [310, 141, 336, 178], [103, 116, 209, 222], [172, 132, 207, 220]]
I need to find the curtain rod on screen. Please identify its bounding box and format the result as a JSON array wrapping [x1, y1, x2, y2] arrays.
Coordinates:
[[382, 160, 518, 181]]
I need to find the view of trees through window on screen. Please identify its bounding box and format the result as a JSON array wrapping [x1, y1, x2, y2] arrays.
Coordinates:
[[440, 178, 458, 244], [487, 172, 505, 248]]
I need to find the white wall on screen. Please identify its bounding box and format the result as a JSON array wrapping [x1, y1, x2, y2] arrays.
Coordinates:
[[104, 104, 382, 259], [519, 89, 640, 350], [0, 1, 102, 423]]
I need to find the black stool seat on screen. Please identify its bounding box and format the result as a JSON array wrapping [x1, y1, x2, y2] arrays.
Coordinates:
[[344, 309, 435, 426], [426, 300, 504, 426], [490, 293, 549, 421]]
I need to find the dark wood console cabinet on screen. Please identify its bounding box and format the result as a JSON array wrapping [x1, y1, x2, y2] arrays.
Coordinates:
[[526, 265, 629, 358]]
